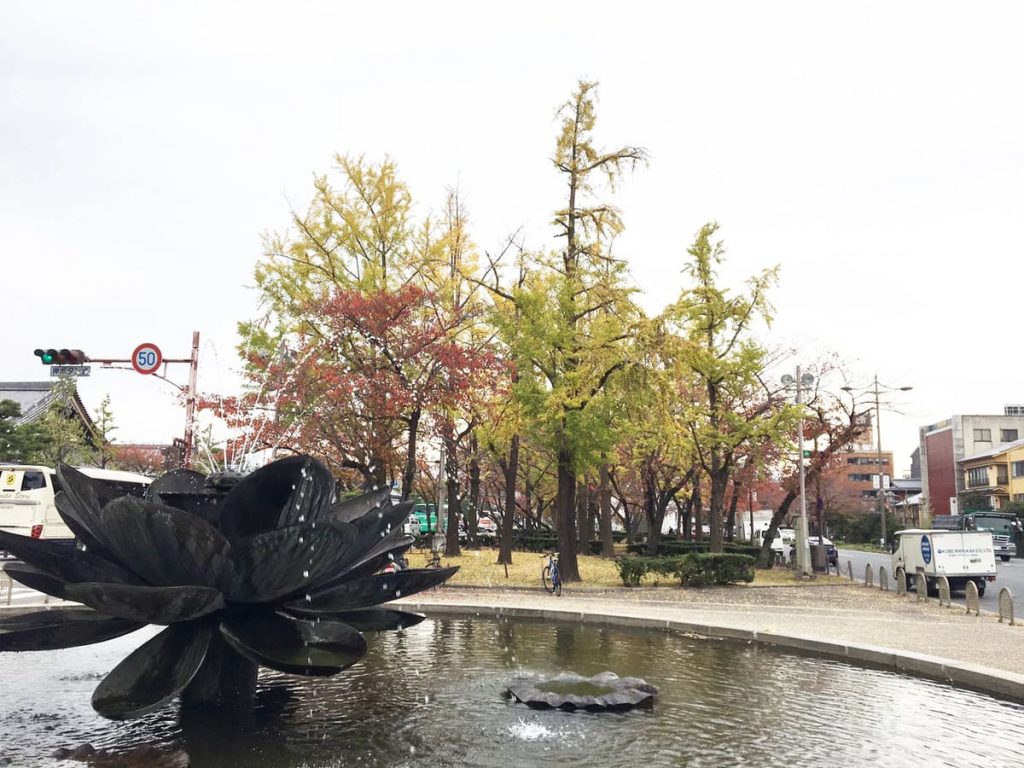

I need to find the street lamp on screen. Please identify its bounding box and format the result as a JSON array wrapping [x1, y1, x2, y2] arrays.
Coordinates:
[[782, 368, 815, 577], [841, 376, 913, 547]]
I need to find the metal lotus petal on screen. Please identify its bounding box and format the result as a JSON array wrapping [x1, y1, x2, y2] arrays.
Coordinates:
[[92, 623, 213, 720], [98, 497, 229, 587], [329, 487, 391, 524], [299, 608, 426, 632], [3, 562, 70, 601], [224, 520, 357, 603], [56, 463, 118, 518], [54, 492, 113, 560], [220, 611, 367, 676], [217, 456, 335, 542], [65, 583, 225, 625], [55, 464, 127, 562], [146, 469, 222, 524], [0, 530, 139, 586], [286, 567, 458, 614], [329, 533, 415, 585], [146, 469, 207, 501], [0, 607, 143, 651], [339, 499, 415, 564]]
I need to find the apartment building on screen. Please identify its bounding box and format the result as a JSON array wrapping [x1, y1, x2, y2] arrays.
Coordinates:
[[919, 407, 1024, 517], [959, 437, 1024, 510]]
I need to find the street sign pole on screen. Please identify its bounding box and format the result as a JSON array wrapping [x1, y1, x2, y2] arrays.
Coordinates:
[[53, 332, 201, 469]]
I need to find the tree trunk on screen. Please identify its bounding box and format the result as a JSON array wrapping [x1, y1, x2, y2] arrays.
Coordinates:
[[709, 468, 728, 553], [643, 463, 662, 556], [758, 491, 797, 568], [467, 439, 481, 548], [556, 448, 580, 582], [726, 481, 741, 543], [442, 427, 462, 557], [576, 479, 590, 555], [497, 434, 519, 565], [598, 463, 614, 557], [692, 483, 703, 541], [401, 409, 421, 501]]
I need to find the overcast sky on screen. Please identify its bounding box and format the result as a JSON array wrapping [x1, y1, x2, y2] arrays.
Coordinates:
[[3, 1, 1022, 475]]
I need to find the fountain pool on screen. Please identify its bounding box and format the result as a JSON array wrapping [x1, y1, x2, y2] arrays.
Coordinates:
[[1, 614, 1022, 767]]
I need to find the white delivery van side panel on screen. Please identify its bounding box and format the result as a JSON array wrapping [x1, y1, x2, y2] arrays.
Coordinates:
[[931, 531, 996, 578], [893, 530, 996, 579]]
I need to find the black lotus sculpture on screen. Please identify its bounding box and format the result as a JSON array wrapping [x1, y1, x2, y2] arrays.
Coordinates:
[[0, 456, 456, 720], [506, 672, 657, 711]]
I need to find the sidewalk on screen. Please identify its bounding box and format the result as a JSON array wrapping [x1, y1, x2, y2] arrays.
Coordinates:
[[397, 582, 1024, 700]]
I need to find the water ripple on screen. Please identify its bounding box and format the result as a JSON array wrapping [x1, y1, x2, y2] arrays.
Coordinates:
[[0, 617, 1021, 767]]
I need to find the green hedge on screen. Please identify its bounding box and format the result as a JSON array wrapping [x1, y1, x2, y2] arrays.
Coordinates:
[[514, 533, 559, 552], [677, 553, 755, 587], [616, 553, 755, 587], [627, 541, 761, 558]]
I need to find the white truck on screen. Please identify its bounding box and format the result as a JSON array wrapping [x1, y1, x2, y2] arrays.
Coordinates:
[[892, 529, 997, 597], [754, 527, 796, 562]]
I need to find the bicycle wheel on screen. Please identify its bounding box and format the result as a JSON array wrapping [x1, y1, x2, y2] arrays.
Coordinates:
[[542, 565, 555, 593]]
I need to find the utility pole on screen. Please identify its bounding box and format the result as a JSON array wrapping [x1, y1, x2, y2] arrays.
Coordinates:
[[182, 331, 200, 470], [842, 376, 913, 548], [875, 374, 886, 547]]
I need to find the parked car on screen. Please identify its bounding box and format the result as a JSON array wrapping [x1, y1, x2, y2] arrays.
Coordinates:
[[787, 535, 838, 567], [808, 535, 838, 567], [477, 516, 498, 540]]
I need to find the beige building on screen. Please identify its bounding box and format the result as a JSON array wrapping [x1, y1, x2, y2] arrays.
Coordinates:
[[959, 437, 1024, 510]]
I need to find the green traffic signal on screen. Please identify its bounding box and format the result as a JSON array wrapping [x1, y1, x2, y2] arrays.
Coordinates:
[[34, 348, 87, 365]]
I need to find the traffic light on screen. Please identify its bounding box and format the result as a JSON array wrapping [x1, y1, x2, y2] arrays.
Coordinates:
[[34, 348, 88, 365]]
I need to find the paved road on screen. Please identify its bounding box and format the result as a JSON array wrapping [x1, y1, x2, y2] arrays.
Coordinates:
[[838, 548, 1023, 611]]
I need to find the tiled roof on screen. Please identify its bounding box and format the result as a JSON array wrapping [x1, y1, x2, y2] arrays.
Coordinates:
[[0, 380, 96, 435]]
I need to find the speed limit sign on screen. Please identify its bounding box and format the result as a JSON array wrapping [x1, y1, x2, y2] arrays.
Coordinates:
[[132, 343, 163, 375]]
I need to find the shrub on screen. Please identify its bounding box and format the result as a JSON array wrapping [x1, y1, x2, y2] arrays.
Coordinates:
[[677, 553, 755, 587], [628, 541, 708, 556], [514, 533, 559, 552], [616, 557, 648, 586]]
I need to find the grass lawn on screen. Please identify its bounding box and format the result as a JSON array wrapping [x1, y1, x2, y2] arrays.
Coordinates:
[[407, 548, 850, 589]]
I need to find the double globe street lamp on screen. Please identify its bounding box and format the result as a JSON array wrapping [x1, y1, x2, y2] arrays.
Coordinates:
[[782, 368, 815, 577]]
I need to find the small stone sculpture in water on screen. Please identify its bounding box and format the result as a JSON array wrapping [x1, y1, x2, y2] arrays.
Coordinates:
[[506, 671, 657, 711], [0, 456, 457, 720]]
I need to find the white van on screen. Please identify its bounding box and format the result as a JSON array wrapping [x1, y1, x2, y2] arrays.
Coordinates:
[[0, 465, 152, 549], [754, 526, 796, 559], [892, 528, 997, 597]]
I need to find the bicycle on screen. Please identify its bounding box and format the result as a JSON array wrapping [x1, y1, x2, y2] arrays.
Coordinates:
[[541, 552, 562, 596]]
